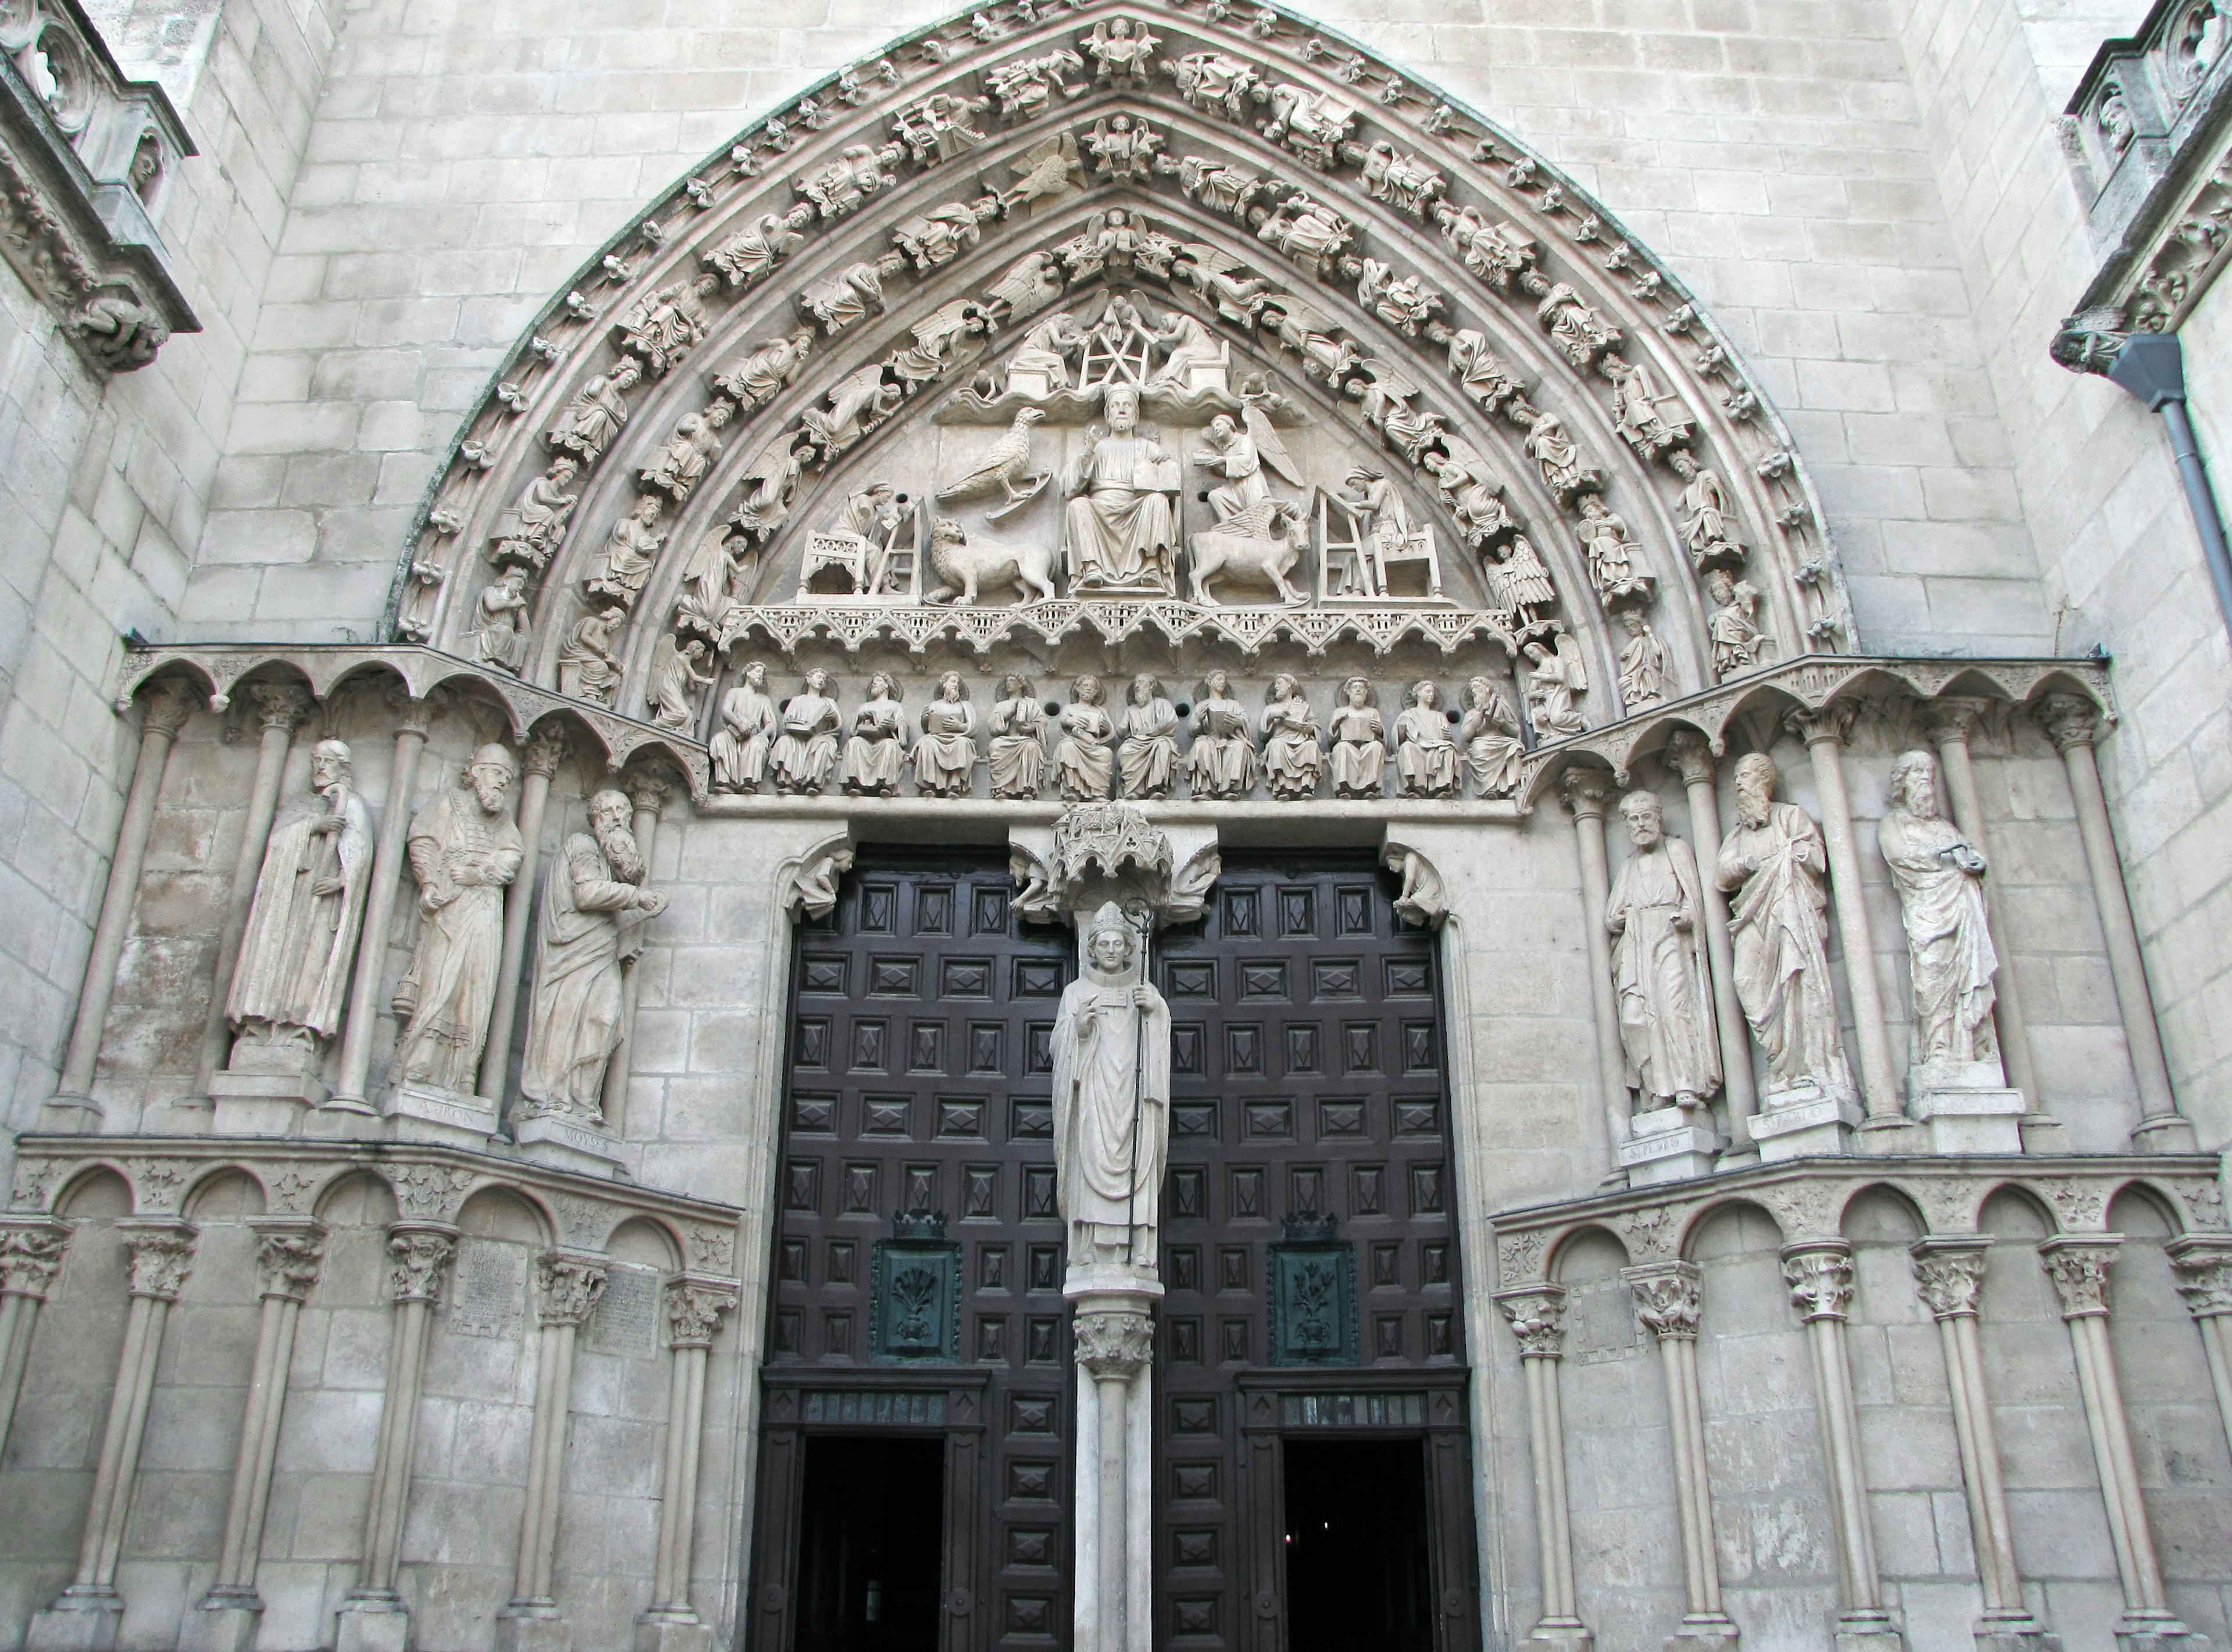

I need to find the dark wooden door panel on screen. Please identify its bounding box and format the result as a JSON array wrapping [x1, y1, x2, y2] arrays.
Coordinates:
[[754, 853, 1075, 1652], [1156, 855, 1477, 1652]]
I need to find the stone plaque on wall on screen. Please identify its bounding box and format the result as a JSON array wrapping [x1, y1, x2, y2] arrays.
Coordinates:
[[449, 1239, 528, 1340], [588, 1261, 661, 1357]]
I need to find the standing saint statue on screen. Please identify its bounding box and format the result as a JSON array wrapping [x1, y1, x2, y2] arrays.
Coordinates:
[[1879, 750, 2002, 1072], [1061, 384, 1178, 591], [1050, 904, 1171, 1269], [518, 788, 670, 1121], [391, 745, 525, 1095], [226, 739, 375, 1071], [1607, 791, 1722, 1115], [1715, 753, 1853, 1102]]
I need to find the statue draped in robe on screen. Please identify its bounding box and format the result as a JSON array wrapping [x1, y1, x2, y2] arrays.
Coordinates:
[[1880, 750, 2001, 1070], [1050, 904, 1171, 1268], [1062, 385, 1176, 591], [1607, 792, 1722, 1113]]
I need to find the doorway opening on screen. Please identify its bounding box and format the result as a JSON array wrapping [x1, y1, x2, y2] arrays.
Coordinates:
[[792, 1436, 946, 1652], [1282, 1437, 1435, 1652]]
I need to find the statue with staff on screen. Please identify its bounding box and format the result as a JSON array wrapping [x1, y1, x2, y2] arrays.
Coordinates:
[[1050, 900, 1170, 1270]]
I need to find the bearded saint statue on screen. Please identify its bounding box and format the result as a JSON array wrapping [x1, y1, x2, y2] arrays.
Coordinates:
[[1050, 903, 1171, 1270]]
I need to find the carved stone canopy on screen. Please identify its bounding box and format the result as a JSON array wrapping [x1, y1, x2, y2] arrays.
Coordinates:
[[390, 0, 1848, 752], [1012, 799, 1219, 925]]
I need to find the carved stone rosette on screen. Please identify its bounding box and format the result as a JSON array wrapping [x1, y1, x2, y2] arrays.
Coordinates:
[[1074, 1306, 1154, 1377]]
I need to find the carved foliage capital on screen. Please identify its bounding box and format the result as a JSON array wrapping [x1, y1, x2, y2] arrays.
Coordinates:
[[2038, 693, 2101, 753], [1558, 766, 1613, 821], [387, 1225, 458, 1304], [1784, 700, 1857, 748], [1494, 1284, 1568, 1358], [247, 681, 315, 736], [625, 766, 676, 816], [523, 723, 571, 779], [1910, 1239, 1990, 1320], [1622, 1260, 1701, 1340], [537, 1253, 610, 1328], [1780, 1240, 1853, 1323], [1924, 696, 1988, 749], [2167, 1236, 2232, 1320], [2039, 1237, 2121, 1320], [0, 1221, 71, 1301], [666, 1277, 739, 1349], [1075, 1306, 1154, 1376], [1664, 728, 1716, 789], [254, 1223, 328, 1303], [138, 677, 200, 740], [123, 1222, 198, 1301]]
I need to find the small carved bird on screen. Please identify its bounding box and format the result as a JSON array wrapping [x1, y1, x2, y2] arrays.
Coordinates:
[[936, 407, 1049, 521]]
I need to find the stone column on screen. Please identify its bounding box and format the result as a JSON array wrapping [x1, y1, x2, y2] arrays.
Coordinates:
[[2037, 696, 2194, 1153], [498, 1252, 608, 1652], [1668, 731, 1757, 1154], [28, 1220, 198, 1652], [1494, 1285, 1592, 1651], [0, 1218, 71, 1456], [599, 766, 673, 1131], [198, 682, 315, 1096], [480, 724, 567, 1106], [334, 1224, 456, 1652], [1781, 1242, 1902, 1651], [1908, 1239, 2059, 1651], [2037, 1238, 2202, 1649], [181, 1222, 326, 1652], [1788, 708, 1903, 1130], [51, 678, 196, 1120], [332, 695, 437, 1111], [1070, 1295, 1155, 1652], [1564, 770, 1650, 1178], [637, 1277, 737, 1652], [1623, 1261, 1739, 1649], [2166, 1234, 2232, 1463]]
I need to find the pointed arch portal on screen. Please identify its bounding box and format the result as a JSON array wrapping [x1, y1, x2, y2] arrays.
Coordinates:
[[392, 0, 1847, 775]]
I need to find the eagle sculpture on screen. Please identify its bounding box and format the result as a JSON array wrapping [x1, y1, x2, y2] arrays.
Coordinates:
[[934, 406, 1050, 523]]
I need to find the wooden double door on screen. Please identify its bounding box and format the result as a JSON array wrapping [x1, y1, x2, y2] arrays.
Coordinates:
[[751, 851, 1479, 1652]]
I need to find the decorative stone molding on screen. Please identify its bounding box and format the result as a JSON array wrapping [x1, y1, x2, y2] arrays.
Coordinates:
[[1780, 1240, 1854, 1323], [1074, 1305, 1154, 1376], [1493, 1283, 1567, 1357], [1909, 1239, 1991, 1320], [253, 1223, 327, 1303], [2166, 1233, 2232, 1317], [664, 1277, 738, 1349], [0, 1221, 70, 1300], [386, 1227, 457, 1304], [536, 1253, 610, 1327], [1622, 1260, 1701, 1340], [0, 0, 197, 371], [2058, 0, 2232, 353], [1487, 1155, 2222, 1290], [2039, 1236, 2123, 1319], [120, 1220, 195, 1301]]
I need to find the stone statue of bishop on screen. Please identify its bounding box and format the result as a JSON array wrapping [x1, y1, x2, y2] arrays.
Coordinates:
[[1050, 902, 1171, 1271]]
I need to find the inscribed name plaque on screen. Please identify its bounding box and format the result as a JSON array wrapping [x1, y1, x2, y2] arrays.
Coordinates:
[[588, 1262, 661, 1357], [448, 1239, 528, 1339]]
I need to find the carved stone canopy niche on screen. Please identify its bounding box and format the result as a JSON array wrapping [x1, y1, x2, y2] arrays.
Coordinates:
[[393, 0, 1849, 766]]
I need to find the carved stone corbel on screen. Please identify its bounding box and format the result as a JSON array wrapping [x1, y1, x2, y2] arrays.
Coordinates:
[[781, 834, 856, 921], [1380, 835, 1447, 927], [1010, 802, 1219, 929]]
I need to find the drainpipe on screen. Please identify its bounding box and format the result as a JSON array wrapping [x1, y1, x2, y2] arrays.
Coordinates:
[[2091, 332, 2232, 639]]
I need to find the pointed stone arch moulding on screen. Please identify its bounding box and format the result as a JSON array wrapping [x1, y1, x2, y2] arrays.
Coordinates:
[[389, 0, 1852, 791]]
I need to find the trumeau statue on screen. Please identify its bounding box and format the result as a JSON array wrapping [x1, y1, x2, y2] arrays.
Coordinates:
[[1394, 680, 1459, 799], [392, 746, 525, 1096], [771, 669, 842, 796], [1063, 384, 1179, 593], [226, 739, 375, 1071], [1187, 670, 1257, 799], [1716, 753, 1854, 1104], [1117, 673, 1181, 799], [1607, 791, 1722, 1115], [1051, 903, 1171, 1268], [914, 672, 978, 798], [989, 675, 1048, 798], [1880, 750, 2004, 1075], [1057, 673, 1116, 802], [518, 789, 669, 1122], [710, 661, 778, 792]]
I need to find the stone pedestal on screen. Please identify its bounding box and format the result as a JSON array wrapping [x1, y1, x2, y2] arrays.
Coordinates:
[[388, 1082, 499, 1148], [332, 1594, 412, 1652], [511, 1113, 625, 1177], [177, 1595, 262, 1652], [1067, 1266, 1160, 1652], [1746, 1086, 1862, 1161], [26, 1590, 124, 1652], [634, 1618, 714, 1652], [1974, 1620, 2063, 1652], [1665, 1612, 1741, 1651], [495, 1605, 571, 1652], [2130, 1114, 2201, 1154], [2112, 1620, 2210, 1652], [2016, 1115, 2070, 1154], [209, 1071, 323, 1135], [1911, 1063, 2024, 1154], [1618, 1108, 1719, 1186], [1834, 1620, 1905, 1652]]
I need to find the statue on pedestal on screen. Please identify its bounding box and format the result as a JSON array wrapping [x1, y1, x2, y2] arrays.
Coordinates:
[[1607, 791, 1721, 1116], [1051, 903, 1171, 1268], [1880, 750, 2002, 1073]]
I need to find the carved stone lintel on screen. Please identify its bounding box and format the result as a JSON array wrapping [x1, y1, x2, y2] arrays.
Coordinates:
[[1910, 1238, 1990, 1320], [536, 1253, 610, 1328], [1622, 1259, 1701, 1340], [664, 1277, 739, 1349], [1074, 1306, 1154, 1377], [122, 1221, 198, 1301], [1494, 1283, 1568, 1358], [1779, 1240, 1853, 1323], [0, 1221, 71, 1301], [386, 1225, 459, 1304], [253, 1222, 328, 1303], [2038, 1236, 2121, 1320], [2165, 1235, 2232, 1320]]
